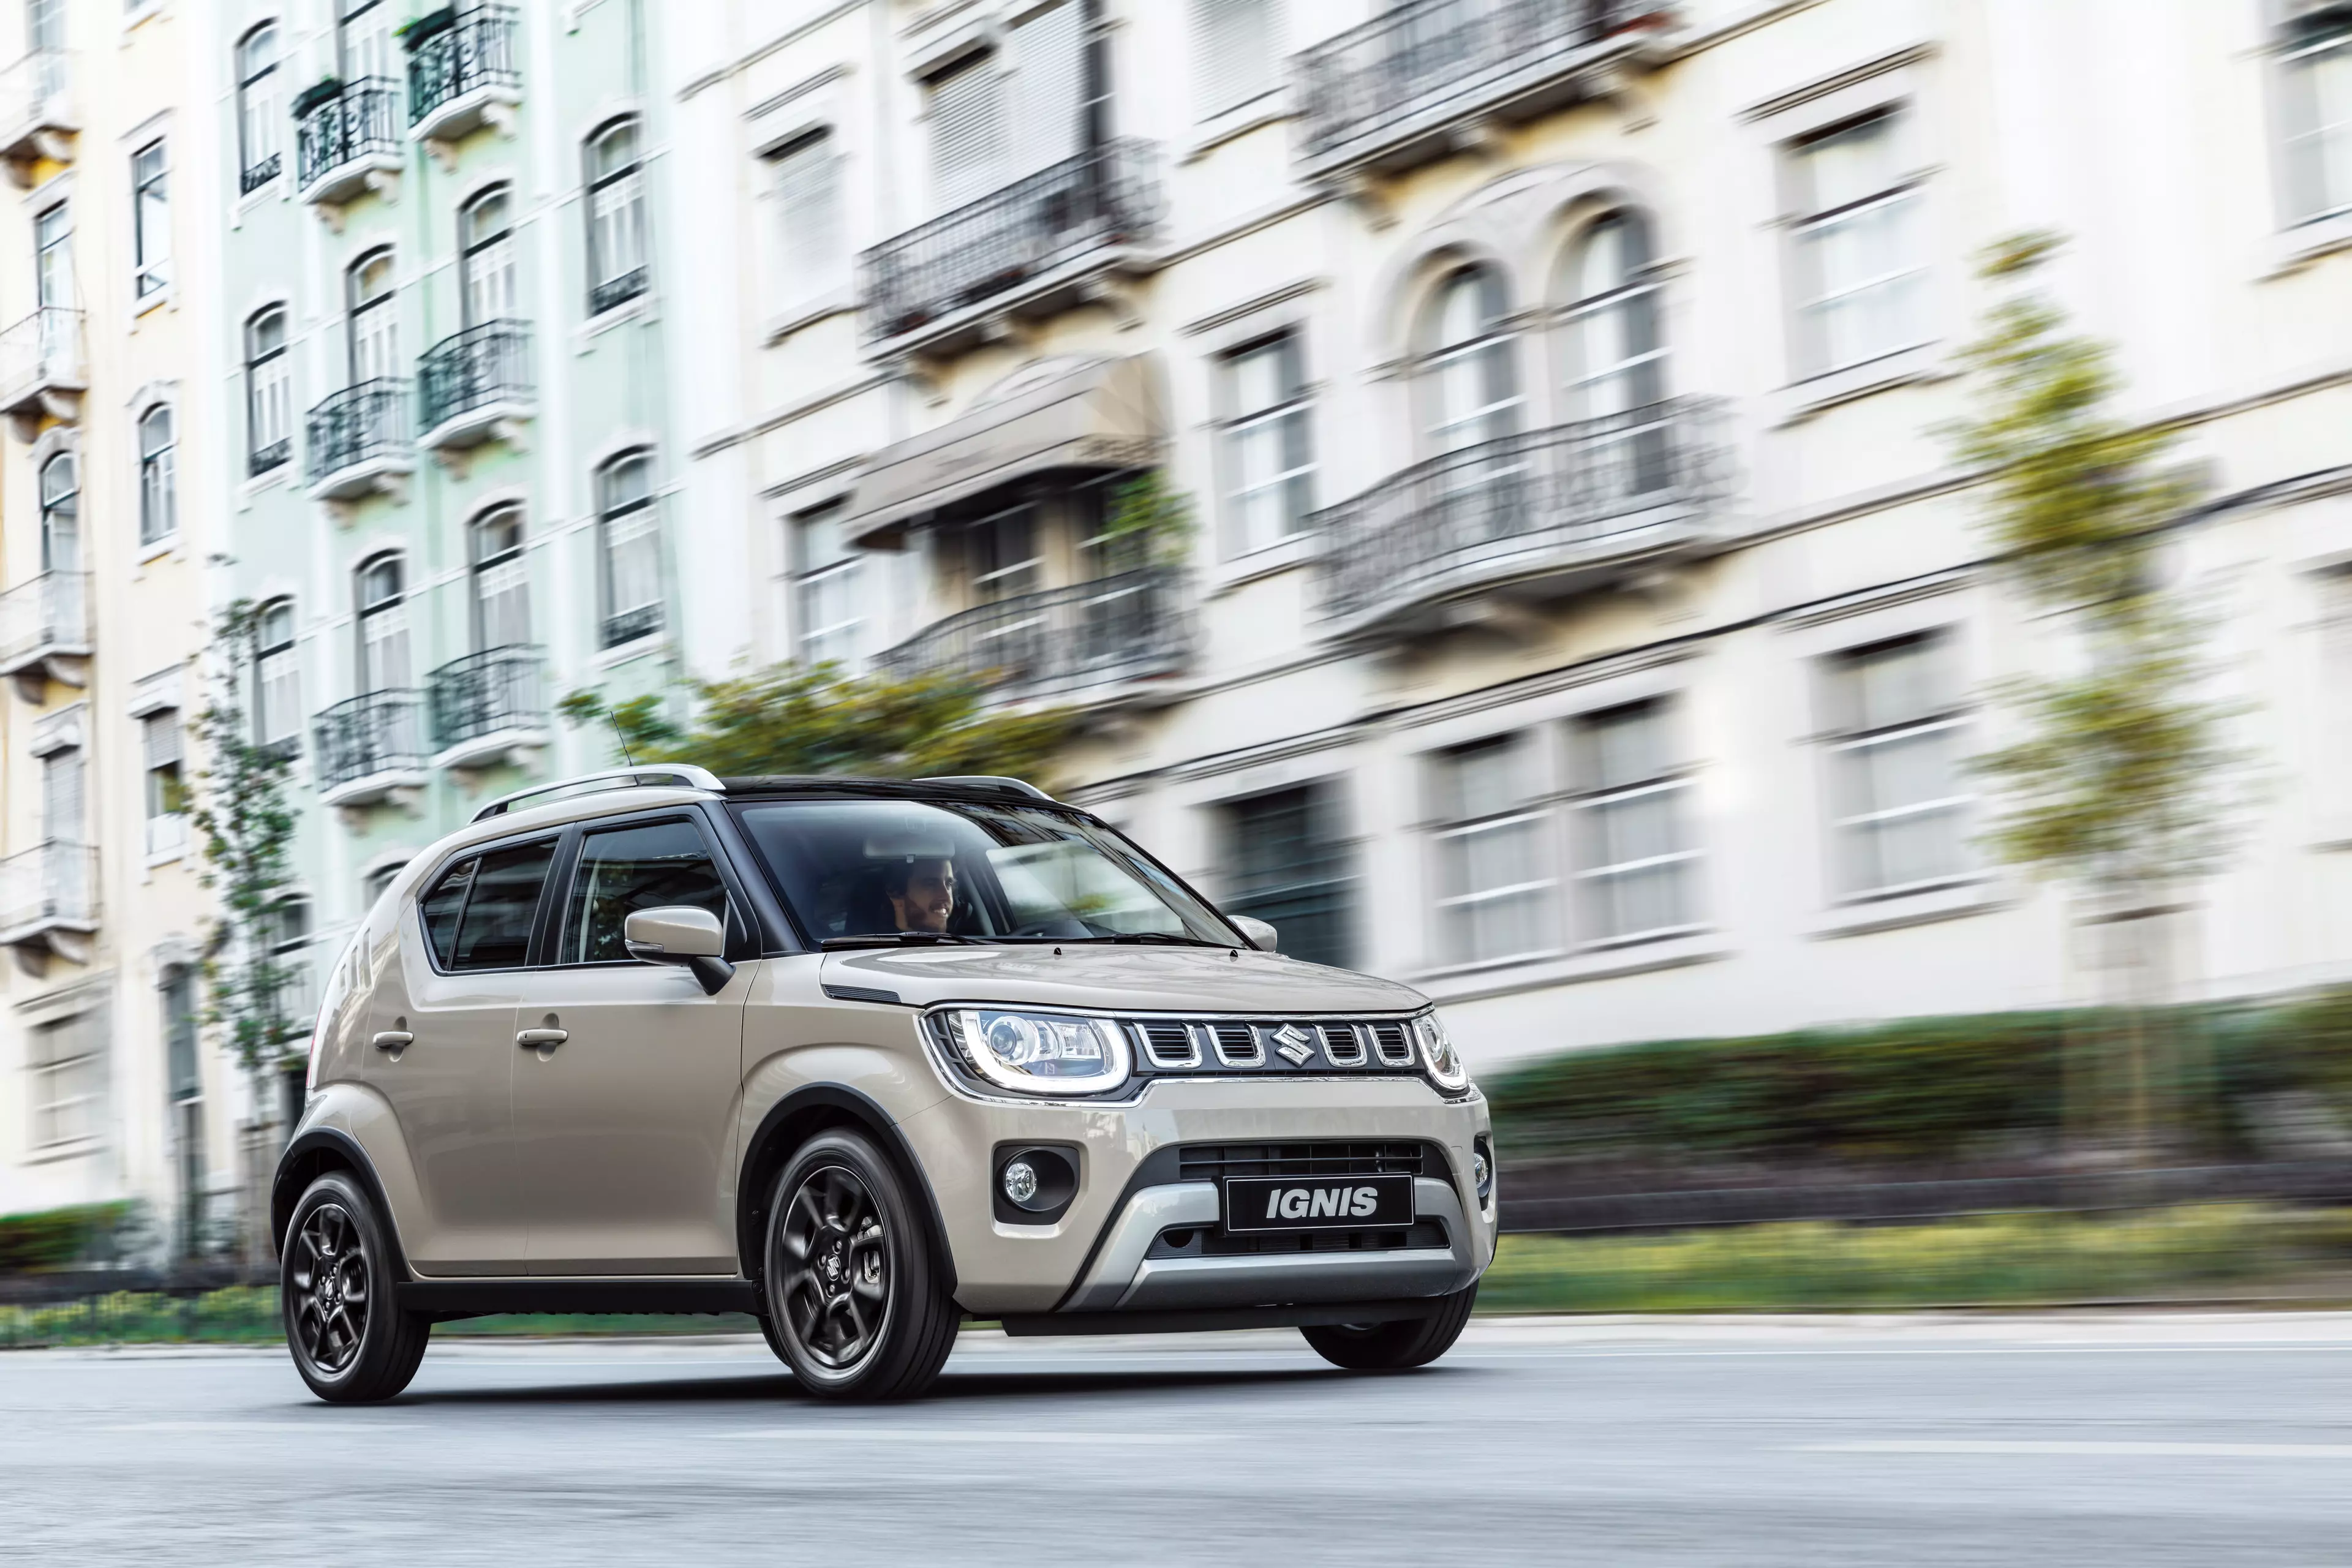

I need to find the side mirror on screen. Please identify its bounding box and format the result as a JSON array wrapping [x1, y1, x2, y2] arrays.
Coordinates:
[[624, 906, 734, 995], [1231, 915, 1278, 953]]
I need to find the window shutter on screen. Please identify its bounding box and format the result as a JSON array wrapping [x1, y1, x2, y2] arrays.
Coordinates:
[[775, 135, 843, 304], [143, 711, 183, 773], [1010, 0, 1087, 175], [1193, 0, 1280, 119], [929, 51, 1006, 210], [42, 750, 82, 844]]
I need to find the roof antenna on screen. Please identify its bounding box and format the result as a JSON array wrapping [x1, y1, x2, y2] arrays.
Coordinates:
[[607, 708, 636, 768]]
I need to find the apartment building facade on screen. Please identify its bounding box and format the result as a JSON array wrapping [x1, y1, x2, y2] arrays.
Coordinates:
[[669, 0, 2352, 1072]]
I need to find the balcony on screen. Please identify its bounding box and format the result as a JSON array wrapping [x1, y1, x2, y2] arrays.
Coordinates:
[[0, 48, 74, 178], [0, 570, 90, 697], [405, 4, 521, 158], [1294, 0, 1673, 183], [425, 645, 547, 770], [0, 840, 97, 966], [0, 306, 85, 428], [312, 690, 428, 809], [295, 77, 403, 214], [875, 565, 1192, 707], [417, 321, 533, 452], [858, 140, 1164, 361], [304, 379, 413, 502], [1311, 399, 1732, 643]]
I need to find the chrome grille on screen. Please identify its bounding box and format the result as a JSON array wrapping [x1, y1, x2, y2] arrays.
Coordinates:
[[1370, 1022, 1415, 1067], [1137, 1022, 1199, 1069], [1208, 1023, 1261, 1066], [1118, 1016, 1430, 1079]]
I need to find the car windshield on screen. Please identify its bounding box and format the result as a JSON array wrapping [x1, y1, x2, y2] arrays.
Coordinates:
[[734, 798, 1242, 945]]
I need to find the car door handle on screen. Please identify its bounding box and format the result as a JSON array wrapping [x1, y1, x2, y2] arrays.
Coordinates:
[[371, 1031, 413, 1051], [515, 1028, 568, 1048]]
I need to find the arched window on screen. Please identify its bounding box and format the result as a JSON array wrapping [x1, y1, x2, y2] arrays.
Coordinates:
[[254, 598, 301, 753], [596, 451, 662, 647], [459, 187, 516, 328], [236, 23, 281, 192], [470, 507, 530, 649], [1558, 213, 1662, 419], [1417, 266, 1518, 457], [245, 306, 292, 474], [39, 452, 78, 573], [355, 554, 409, 692], [138, 405, 176, 545], [585, 119, 647, 314], [346, 248, 396, 382]]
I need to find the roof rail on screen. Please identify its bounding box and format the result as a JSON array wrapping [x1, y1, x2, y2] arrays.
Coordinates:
[[913, 775, 1055, 801], [472, 765, 726, 823]]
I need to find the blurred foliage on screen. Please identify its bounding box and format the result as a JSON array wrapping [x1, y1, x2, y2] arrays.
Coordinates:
[[1096, 470, 1197, 568], [1477, 1205, 2352, 1313], [0, 1204, 132, 1274], [559, 665, 1076, 788], [1483, 992, 2352, 1171]]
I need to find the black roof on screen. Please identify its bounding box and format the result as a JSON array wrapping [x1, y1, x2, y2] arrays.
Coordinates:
[[719, 776, 1072, 809]]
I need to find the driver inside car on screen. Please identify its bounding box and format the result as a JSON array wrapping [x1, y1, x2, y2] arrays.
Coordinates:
[[883, 856, 957, 933]]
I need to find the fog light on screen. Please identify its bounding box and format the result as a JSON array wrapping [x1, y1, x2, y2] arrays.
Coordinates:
[[1002, 1159, 1039, 1206], [1472, 1150, 1491, 1194]]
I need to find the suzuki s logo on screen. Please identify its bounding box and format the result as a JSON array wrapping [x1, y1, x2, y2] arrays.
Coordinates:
[[1267, 1185, 1382, 1220], [1269, 1023, 1316, 1066]]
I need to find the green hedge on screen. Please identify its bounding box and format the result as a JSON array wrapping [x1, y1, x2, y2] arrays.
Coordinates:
[[0, 1204, 132, 1273], [1483, 990, 2352, 1171]]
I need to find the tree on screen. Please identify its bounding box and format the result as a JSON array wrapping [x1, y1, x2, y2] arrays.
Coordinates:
[[1945, 232, 2249, 1156], [559, 664, 1077, 784]]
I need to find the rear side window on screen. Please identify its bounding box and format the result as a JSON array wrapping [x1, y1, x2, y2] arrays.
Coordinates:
[[419, 839, 557, 971], [560, 819, 729, 965]]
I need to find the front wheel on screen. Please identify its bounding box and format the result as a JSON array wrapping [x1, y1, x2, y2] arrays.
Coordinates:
[[1300, 1283, 1477, 1371], [281, 1171, 431, 1403], [761, 1128, 960, 1400]]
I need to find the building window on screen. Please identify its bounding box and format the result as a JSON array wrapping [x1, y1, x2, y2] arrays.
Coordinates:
[[1558, 211, 1664, 420], [42, 744, 81, 845], [2280, 23, 2352, 225], [254, 598, 301, 755], [597, 452, 662, 647], [1219, 333, 1315, 557], [769, 130, 843, 308], [927, 48, 1008, 211], [1569, 699, 1696, 943], [347, 249, 396, 382], [138, 404, 175, 546], [586, 118, 647, 315], [1224, 784, 1355, 970], [1430, 734, 1555, 968], [1192, 0, 1283, 119], [1787, 110, 1927, 379], [793, 502, 865, 668], [29, 1013, 104, 1150], [162, 963, 204, 1254], [36, 200, 70, 314], [39, 452, 78, 573], [143, 709, 187, 859], [459, 186, 517, 328], [1419, 266, 1520, 457], [1822, 632, 1971, 897], [245, 307, 292, 475], [355, 554, 410, 692], [470, 507, 530, 650], [236, 23, 282, 192], [336, 0, 391, 81], [265, 897, 313, 1035], [133, 139, 170, 298]]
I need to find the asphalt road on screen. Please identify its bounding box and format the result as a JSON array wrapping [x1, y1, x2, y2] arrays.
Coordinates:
[[6, 1314, 2352, 1566]]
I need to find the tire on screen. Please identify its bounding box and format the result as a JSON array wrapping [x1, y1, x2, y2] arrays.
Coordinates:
[[281, 1171, 432, 1403], [1300, 1283, 1478, 1372], [761, 1128, 960, 1401]]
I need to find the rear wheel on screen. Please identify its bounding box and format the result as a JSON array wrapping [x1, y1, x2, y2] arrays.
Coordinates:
[[1300, 1283, 1477, 1372], [761, 1128, 960, 1401], [281, 1171, 431, 1403]]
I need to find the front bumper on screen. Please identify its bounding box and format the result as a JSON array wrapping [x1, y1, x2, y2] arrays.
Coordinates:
[[894, 1075, 1495, 1317]]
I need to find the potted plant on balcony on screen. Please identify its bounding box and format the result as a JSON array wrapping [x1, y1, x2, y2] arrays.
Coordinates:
[[397, 7, 458, 51], [291, 77, 345, 118]]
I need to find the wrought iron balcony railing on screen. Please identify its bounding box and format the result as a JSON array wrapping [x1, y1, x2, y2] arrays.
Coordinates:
[[407, 4, 521, 132], [426, 644, 545, 755], [1295, 0, 1665, 172], [0, 570, 91, 675], [312, 689, 426, 794], [589, 266, 647, 318], [296, 77, 402, 197], [0, 840, 97, 943], [418, 320, 533, 442], [239, 151, 282, 195], [858, 139, 1164, 348], [1311, 399, 1731, 635], [601, 604, 662, 649], [875, 565, 1191, 704], [0, 305, 85, 417], [305, 379, 412, 490]]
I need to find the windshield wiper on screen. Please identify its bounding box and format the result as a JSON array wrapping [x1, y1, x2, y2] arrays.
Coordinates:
[[820, 932, 985, 950]]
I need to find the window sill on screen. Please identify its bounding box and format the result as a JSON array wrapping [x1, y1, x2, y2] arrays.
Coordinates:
[[1205, 533, 1314, 597], [146, 845, 187, 870], [1180, 88, 1294, 165], [24, 1137, 104, 1166], [1807, 875, 2002, 939], [234, 173, 285, 217], [130, 285, 175, 325], [1770, 341, 1950, 426], [137, 535, 179, 566], [238, 464, 295, 507], [1412, 929, 1730, 1004], [2266, 211, 2352, 277], [592, 630, 666, 669], [578, 288, 655, 347], [765, 292, 858, 346]]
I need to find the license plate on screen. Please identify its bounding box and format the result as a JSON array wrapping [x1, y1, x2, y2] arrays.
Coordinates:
[[1223, 1173, 1415, 1232]]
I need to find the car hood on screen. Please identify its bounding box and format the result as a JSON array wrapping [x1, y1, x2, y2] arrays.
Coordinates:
[[820, 944, 1427, 1015]]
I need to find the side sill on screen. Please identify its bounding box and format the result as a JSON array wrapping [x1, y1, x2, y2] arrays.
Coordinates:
[[401, 1278, 760, 1318], [997, 1298, 1444, 1338]]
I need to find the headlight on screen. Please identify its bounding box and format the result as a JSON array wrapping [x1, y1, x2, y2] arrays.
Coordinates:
[[1414, 1012, 1469, 1091], [949, 1009, 1132, 1096]]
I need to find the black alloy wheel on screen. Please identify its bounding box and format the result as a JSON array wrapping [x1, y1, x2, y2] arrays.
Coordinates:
[[761, 1128, 960, 1401], [281, 1171, 432, 1403]]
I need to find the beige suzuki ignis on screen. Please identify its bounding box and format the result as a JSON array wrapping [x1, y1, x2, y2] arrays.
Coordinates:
[[277, 767, 1495, 1402]]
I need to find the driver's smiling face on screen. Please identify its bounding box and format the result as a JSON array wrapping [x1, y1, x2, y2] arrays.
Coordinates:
[[892, 859, 956, 933]]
